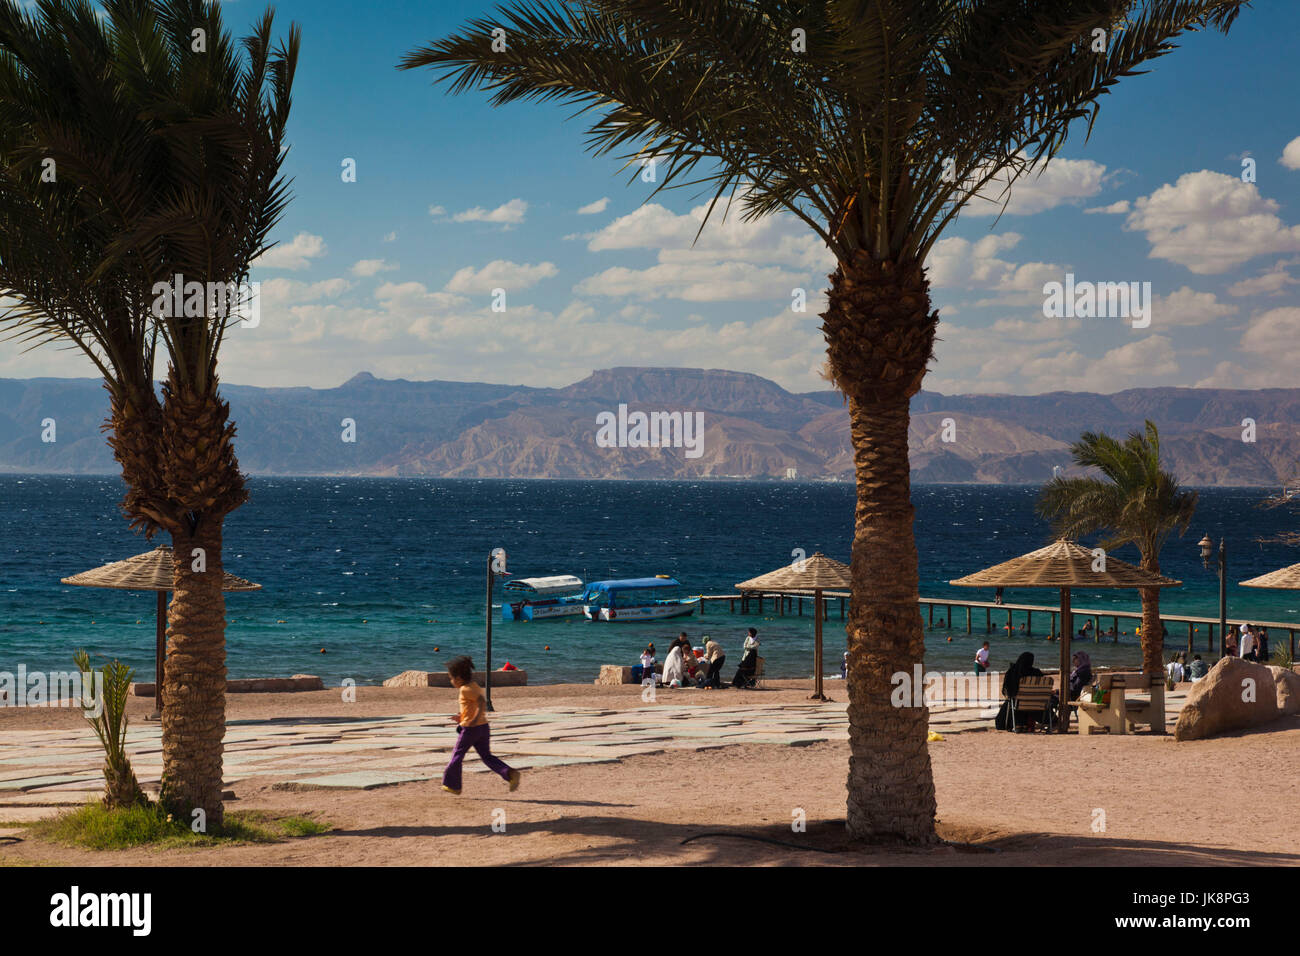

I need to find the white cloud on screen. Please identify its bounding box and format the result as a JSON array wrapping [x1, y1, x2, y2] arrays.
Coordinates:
[[1227, 261, 1298, 297], [1281, 136, 1300, 171], [1085, 200, 1130, 215], [383, 231, 398, 242], [1197, 306, 1300, 387], [965, 157, 1107, 217], [575, 260, 810, 302], [259, 277, 350, 307], [351, 258, 398, 277], [444, 260, 558, 294], [586, 199, 832, 270], [446, 198, 528, 226], [428, 205, 446, 217], [1149, 286, 1237, 327], [577, 197, 610, 215], [928, 233, 1063, 306], [252, 232, 326, 271], [1125, 170, 1300, 274]]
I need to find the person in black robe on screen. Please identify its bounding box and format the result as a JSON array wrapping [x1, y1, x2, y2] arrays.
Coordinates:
[[996, 652, 1046, 731]]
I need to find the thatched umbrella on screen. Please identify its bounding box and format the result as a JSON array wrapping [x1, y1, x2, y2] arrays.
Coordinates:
[[950, 539, 1180, 732], [62, 545, 261, 717], [736, 552, 851, 701], [1240, 562, 1300, 590]]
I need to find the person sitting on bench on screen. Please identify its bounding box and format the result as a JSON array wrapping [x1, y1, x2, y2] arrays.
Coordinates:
[[997, 652, 1048, 731], [1069, 650, 1092, 700]]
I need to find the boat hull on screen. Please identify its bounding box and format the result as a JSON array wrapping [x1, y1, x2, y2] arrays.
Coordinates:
[[503, 598, 586, 621], [583, 599, 699, 622]]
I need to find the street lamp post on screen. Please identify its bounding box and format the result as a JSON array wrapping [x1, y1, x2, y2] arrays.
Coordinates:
[[485, 548, 508, 712], [1199, 534, 1227, 657]]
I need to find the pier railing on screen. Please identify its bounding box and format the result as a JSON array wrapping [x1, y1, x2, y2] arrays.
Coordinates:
[[696, 592, 1297, 659]]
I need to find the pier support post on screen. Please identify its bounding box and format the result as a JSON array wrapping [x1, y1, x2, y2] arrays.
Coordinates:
[[1187, 622, 1194, 657], [986, 607, 991, 633], [928, 603, 933, 627], [1050, 611, 1056, 640], [1027, 610, 1032, 636], [966, 606, 971, 634]]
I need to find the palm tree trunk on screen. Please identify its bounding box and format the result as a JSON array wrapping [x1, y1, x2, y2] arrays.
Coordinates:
[[844, 393, 937, 842], [157, 375, 247, 832], [823, 252, 939, 844], [161, 518, 228, 830], [1138, 583, 1163, 677]]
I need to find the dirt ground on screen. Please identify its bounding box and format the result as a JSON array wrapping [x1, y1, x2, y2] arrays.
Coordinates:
[[3, 680, 1298, 866]]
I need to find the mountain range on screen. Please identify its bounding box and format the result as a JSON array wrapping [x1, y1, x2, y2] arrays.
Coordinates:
[[1, 367, 1296, 485]]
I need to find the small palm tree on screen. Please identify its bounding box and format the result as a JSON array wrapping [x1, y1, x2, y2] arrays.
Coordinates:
[[74, 650, 149, 810], [402, 0, 1246, 843], [0, 0, 298, 829], [1037, 420, 1198, 676]]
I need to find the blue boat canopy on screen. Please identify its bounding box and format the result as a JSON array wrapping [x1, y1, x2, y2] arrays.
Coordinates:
[[585, 577, 680, 592]]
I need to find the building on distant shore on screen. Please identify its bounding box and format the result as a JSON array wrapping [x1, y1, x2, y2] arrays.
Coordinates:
[[785, 467, 798, 480]]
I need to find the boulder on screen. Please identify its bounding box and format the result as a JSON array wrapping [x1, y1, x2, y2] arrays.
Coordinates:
[[382, 670, 433, 688], [1268, 666, 1300, 715], [593, 663, 664, 685], [1174, 657, 1281, 741]]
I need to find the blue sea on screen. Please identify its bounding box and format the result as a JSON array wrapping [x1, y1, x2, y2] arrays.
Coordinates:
[[1, 476, 1297, 686]]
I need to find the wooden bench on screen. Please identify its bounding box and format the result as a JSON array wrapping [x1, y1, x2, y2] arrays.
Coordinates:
[[1075, 671, 1164, 735], [1007, 675, 1055, 731]]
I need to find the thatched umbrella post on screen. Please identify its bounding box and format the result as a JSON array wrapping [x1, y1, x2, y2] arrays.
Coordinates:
[[736, 553, 851, 702], [62, 545, 261, 719], [814, 586, 824, 700]]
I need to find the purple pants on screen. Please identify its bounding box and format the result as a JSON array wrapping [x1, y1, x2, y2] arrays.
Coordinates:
[[442, 723, 513, 791]]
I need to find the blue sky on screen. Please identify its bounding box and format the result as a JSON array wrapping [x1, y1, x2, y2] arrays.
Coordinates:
[[4, 0, 1298, 395]]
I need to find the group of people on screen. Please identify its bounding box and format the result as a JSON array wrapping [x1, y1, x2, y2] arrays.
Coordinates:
[[1165, 652, 1210, 683], [1224, 623, 1271, 662], [635, 628, 762, 689]]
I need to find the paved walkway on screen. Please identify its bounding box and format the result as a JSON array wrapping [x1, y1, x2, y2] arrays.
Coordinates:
[[0, 693, 1187, 819]]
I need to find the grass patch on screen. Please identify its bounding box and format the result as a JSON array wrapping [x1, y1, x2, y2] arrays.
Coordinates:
[[29, 802, 332, 850]]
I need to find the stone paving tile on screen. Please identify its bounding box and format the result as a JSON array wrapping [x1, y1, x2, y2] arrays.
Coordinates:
[[0, 805, 67, 823], [0, 791, 101, 806], [464, 754, 618, 772], [0, 774, 100, 792], [279, 771, 434, 790]]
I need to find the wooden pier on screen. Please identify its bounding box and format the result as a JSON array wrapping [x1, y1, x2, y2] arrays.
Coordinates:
[[696, 592, 1297, 660]]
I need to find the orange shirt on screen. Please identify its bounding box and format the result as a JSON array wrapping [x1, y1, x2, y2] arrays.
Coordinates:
[[457, 681, 488, 727]]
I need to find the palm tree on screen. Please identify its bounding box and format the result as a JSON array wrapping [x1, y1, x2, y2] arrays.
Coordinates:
[[0, 0, 298, 828], [400, 1, 1247, 842], [1037, 421, 1198, 677]]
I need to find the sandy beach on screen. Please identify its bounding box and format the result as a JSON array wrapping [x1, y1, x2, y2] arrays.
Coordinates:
[[3, 679, 1298, 867]]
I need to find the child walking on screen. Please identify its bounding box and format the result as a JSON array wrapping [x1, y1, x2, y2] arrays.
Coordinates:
[[441, 655, 521, 795]]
